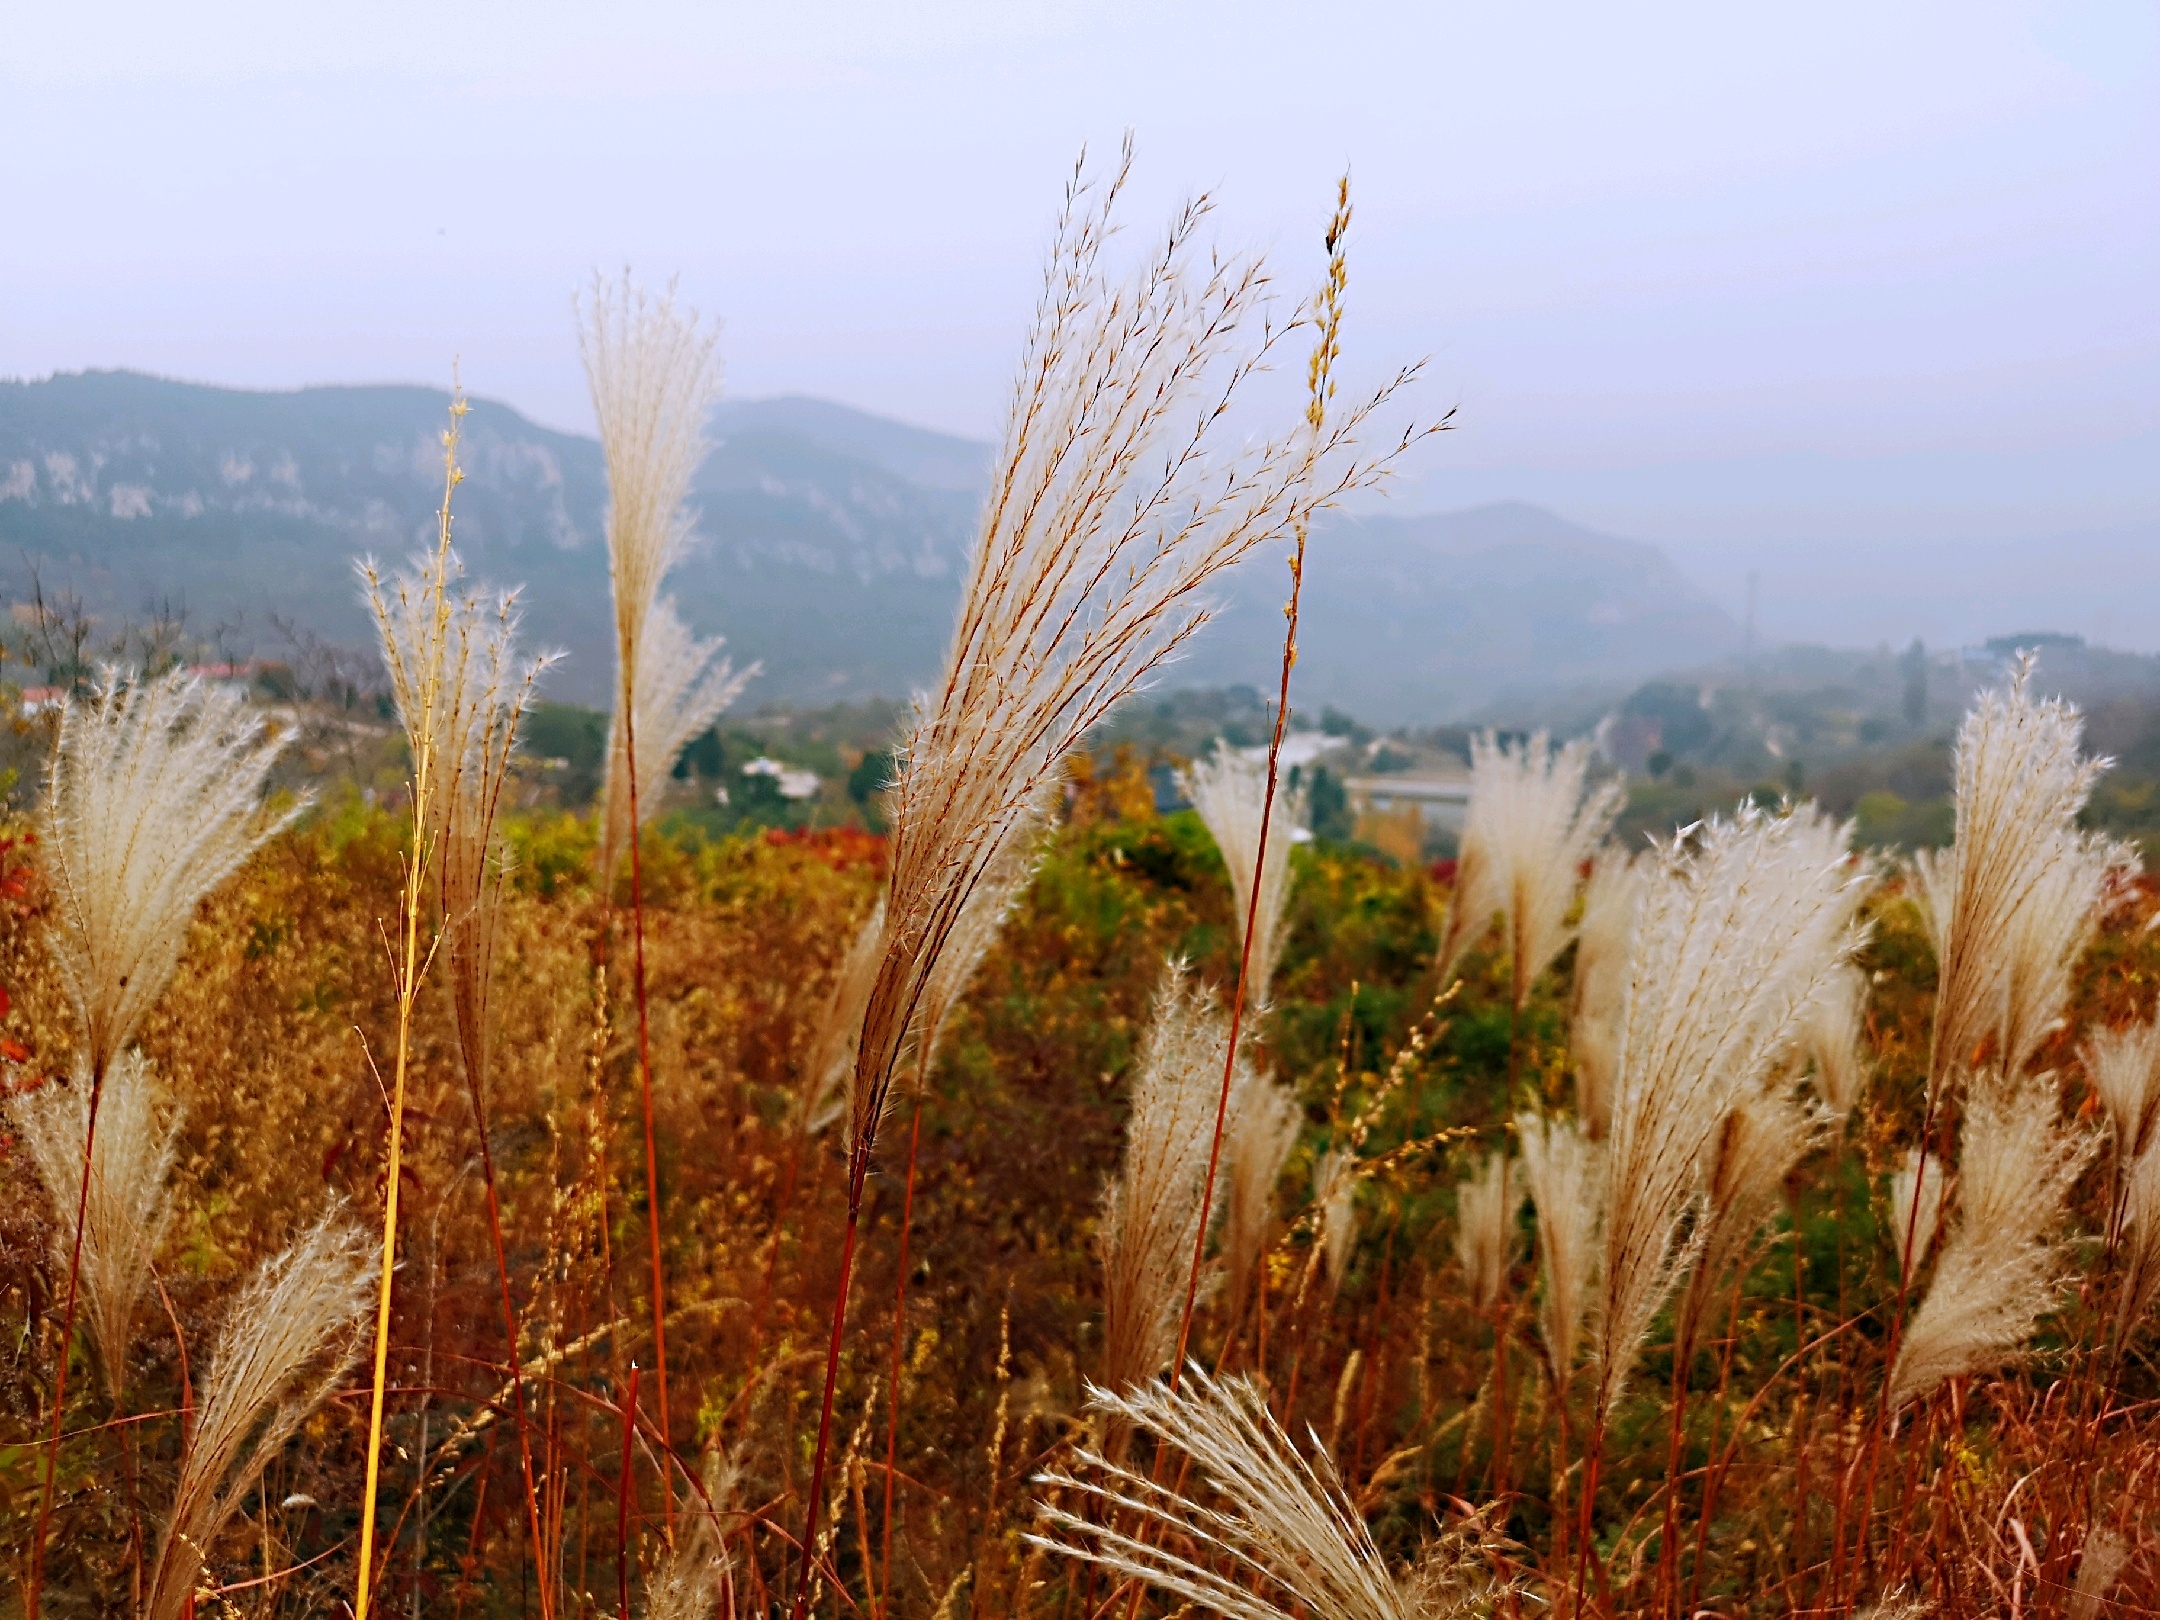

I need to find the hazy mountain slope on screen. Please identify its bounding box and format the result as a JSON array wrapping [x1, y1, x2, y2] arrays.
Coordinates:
[[0, 371, 976, 703], [0, 371, 1740, 718], [1178, 503, 1743, 723]]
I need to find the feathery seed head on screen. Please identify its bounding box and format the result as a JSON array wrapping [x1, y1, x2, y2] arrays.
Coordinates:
[[802, 897, 888, 1136], [1516, 1112, 1604, 1381], [1569, 850, 1643, 1139], [12, 1049, 179, 1402], [1801, 962, 1872, 1120], [2085, 1014, 2160, 1166], [2113, 1139, 2160, 1341], [144, 1212, 374, 1620], [1223, 1078, 1302, 1328], [1888, 1147, 1949, 1286], [1677, 1084, 1821, 1363], [580, 273, 722, 677], [1996, 829, 2136, 1077], [2068, 1529, 2131, 1620], [599, 595, 754, 881], [42, 668, 302, 1079], [1594, 800, 1870, 1420], [1030, 1367, 1505, 1620], [1453, 1150, 1520, 1313], [1439, 732, 1620, 1004], [850, 147, 1416, 1165], [363, 550, 553, 1091], [1314, 1146, 1363, 1295], [1927, 655, 2112, 1093], [1889, 1071, 2097, 1409], [1099, 963, 1253, 1393], [1182, 743, 1309, 1006]]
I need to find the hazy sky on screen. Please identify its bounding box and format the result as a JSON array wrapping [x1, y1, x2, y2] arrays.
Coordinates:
[[5, 2, 2156, 649]]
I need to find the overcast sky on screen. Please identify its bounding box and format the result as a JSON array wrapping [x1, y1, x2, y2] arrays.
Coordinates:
[[4, 1, 2156, 649]]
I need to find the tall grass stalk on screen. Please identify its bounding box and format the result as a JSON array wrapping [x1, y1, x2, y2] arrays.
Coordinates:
[[583, 272, 731, 1506], [353, 395, 467, 1620], [1174, 174, 1425, 1377], [790, 147, 1420, 1619], [366, 535, 555, 1604], [27, 663, 298, 1618]]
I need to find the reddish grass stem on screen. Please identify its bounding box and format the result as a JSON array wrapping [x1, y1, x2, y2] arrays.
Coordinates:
[[464, 1064, 553, 1618], [881, 1095, 927, 1619], [1171, 181, 1352, 1382], [26, 1059, 109, 1620], [618, 1361, 641, 1620], [622, 700, 675, 1533], [791, 1156, 868, 1620]]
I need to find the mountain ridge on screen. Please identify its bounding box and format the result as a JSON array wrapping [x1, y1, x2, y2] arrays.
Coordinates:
[[0, 369, 1740, 720]]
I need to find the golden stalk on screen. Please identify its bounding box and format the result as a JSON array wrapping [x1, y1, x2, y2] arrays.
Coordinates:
[[354, 391, 466, 1620]]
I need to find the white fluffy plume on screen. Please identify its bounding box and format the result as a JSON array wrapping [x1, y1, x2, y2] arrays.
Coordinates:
[[1183, 743, 1309, 1006], [1594, 802, 1870, 1420]]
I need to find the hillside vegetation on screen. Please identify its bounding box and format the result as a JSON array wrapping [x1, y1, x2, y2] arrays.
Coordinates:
[[3, 170, 2156, 1620]]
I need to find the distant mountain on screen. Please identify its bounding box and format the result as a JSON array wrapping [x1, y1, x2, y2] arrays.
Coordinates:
[[0, 371, 1740, 719], [0, 371, 974, 705], [1178, 502, 1744, 724]]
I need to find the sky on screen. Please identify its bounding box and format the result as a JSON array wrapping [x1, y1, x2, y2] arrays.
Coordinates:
[[3, 0, 2156, 651]]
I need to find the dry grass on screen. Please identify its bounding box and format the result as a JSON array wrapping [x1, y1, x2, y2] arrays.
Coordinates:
[[1923, 654, 2107, 1094], [14, 179, 2160, 1620], [143, 1212, 373, 1620], [1595, 802, 1869, 1420], [1099, 964, 1251, 1394], [1890, 1071, 2097, 1408], [1569, 850, 1641, 1139], [1031, 1367, 1506, 1620], [11, 1049, 178, 1402], [1517, 1111, 1603, 1384], [1438, 732, 1618, 1006], [1452, 1150, 1518, 1314], [42, 668, 300, 1081], [1183, 743, 1308, 1006]]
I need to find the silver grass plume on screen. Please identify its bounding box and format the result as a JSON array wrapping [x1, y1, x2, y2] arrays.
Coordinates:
[[1569, 850, 1642, 1139], [1099, 964, 1252, 1393], [2113, 1138, 2160, 1340], [43, 668, 301, 1080], [802, 897, 887, 1134], [850, 143, 1416, 1167], [1907, 846, 1952, 960], [599, 596, 754, 881], [1029, 1367, 1504, 1620], [1438, 731, 1619, 1005], [1453, 1150, 1520, 1312], [362, 551, 551, 1096], [1889, 1071, 2097, 1409], [646, 1447, 739, 1620], [1223, 1079, 1302, 1328], [810, 808, 1040, 1141], [1314, 1146, 1363, 1294], [1675, 1085, 1822, 1367], [578, 275, 739, 880], [11, 1050, 179, 1402], [1800, 962, 1872, 1120], [143, 1213, 374, 1620], [2068, 1529, 2130, 1620], [1925, 655, 2109, 1094], [905, 805, 1046, 1099], [1996, 828, 2135, 1078], [2086, 1014, 2160, 1169], [1182, 742, 1309, 1006], [1594, 801, 1869, 1421], [1888, 1148, 1948, 1285], [1857, 1593, 1933, 1620], [1516, 1112, 1603, 1381]]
